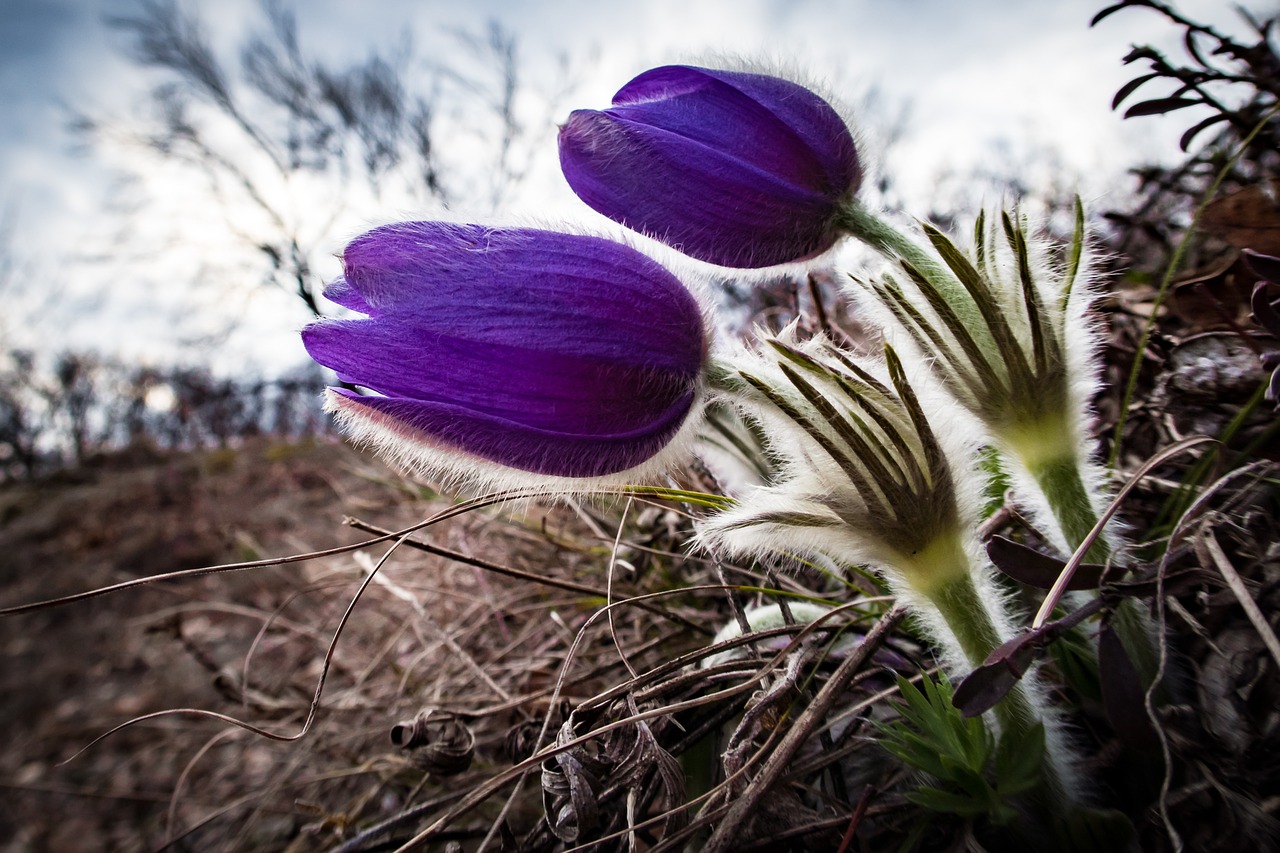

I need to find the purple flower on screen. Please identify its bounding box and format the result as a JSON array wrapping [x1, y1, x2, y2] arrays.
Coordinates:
[[302, 222, 707, 482], [559, 65, 861, 269]]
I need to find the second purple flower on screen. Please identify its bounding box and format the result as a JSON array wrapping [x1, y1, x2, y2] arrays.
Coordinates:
[[302, 223, 707, 482], [559, 65, 862, 269]]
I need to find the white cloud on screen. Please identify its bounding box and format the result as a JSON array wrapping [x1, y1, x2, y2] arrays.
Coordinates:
[[1, 0, 1272, 370]]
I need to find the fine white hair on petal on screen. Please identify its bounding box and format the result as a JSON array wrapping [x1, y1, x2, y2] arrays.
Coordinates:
[[312, 217, 719, 503], [887, 555, 1087, 799], [323, 213, 722, 335], [597, 56, 862, 278], [324, 387, 709, 501], [691, 52, 864, 168], [694, 480, 889, 571]]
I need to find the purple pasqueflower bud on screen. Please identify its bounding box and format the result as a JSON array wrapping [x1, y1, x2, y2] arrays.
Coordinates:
[[559, 65, 861, 269], [302, 222, 708, 484]]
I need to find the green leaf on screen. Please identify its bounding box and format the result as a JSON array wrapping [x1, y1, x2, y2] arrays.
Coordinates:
[[973, 209, 987, 270], [1002, 210, 1055, 377], [925, 676, 986, 767], [869, 275, 984, 404], [1050, 626, 1103, 703], [958, 716, 994, 771], [943, 760, 994, 800], [886, 675, 993, 775], [776, 361, 911, 511], [879, 731, 950, 779], [879, 672, 1047, 824], [716, 510, 840, 532], [737, 370, 880, 504], [893, 675, 941, 727], [908, 786, 990, 818], [884, 346, 957, 513]]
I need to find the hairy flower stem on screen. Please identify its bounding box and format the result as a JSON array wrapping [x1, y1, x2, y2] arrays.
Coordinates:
[[1026, 454, 1110, 564], [1027, 453, 1163, 695], [835, 200, 985, 337], [839, 198, 1166, 709], [902, 537, 1072, 802], [929, 576, 1038, 729]]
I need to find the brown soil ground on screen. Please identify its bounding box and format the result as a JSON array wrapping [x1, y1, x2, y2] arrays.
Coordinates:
[[0, 437, 607, 852], [1, 367, 1277, 853]]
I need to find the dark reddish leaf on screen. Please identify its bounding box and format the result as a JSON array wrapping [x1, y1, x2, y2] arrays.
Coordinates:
[[1111, 73, 1160, 110], [986, 536, 1107, 591], [955, 596, 1108, 717], [1098, 622, 1161, 752], [1124, 97, 1201, 118], [1179, 113, 1229, 151], [1090, 3, 1130, 27], [1253, 282, 1280, 337], [953, 634, 1042, 717], [1244, 249, 1280, 286]]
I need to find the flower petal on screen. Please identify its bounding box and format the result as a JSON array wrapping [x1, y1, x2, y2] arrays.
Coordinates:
[[327, 385, 697, 478], [303, 223, 708, 481], [303, 321, 695, 434], [561, 112, 836, 267], [559, 65, 860, 268], [321, 275, 374, 314], [613, 66, 859, 194], [1243, 249, 1280, 285]]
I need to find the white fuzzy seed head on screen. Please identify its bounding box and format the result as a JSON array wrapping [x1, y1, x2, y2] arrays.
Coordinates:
[[696, 328, 987, 591], [842, 202, 1118, 553]]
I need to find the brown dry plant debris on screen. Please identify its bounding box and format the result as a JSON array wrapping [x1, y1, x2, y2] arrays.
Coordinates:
[[0, 432, 930, 852]]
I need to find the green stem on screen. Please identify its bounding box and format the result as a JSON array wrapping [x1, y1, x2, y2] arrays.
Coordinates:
[[1026, 452, 1163, 697], [928, 573, 1044, 750], [836, 200, 984, 334], [1110, 595, 1162, 695], [1027, 454, 1110, 565], [901, 539, 1071, 802]]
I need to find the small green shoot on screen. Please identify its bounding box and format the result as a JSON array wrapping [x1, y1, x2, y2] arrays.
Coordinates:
[[878, 674, 1045, 826]]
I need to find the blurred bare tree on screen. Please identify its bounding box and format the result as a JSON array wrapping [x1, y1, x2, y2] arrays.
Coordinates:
[[0, 348, 329, 481], [78, 0, 576, 317]]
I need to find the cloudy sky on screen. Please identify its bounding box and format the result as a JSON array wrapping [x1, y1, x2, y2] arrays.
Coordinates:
[[0, 0, 1268, 373]]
